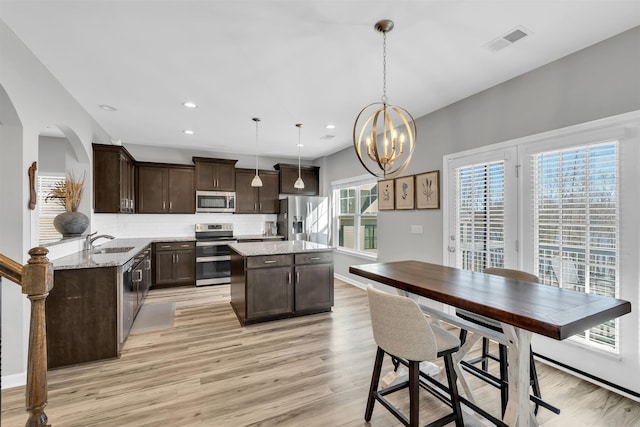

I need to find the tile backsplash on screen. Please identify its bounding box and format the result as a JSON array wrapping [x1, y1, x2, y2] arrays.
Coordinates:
[[91, 213, 278, 239]]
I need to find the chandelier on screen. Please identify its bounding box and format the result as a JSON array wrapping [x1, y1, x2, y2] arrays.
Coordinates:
[[353, 19, 416, 178]]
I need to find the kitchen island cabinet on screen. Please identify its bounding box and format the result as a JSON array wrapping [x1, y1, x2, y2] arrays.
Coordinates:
[[229, 240, 333, 325]]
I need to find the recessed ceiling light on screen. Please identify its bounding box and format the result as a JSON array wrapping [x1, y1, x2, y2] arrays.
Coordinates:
[[182, 101, 198, 109], [99, 104, 117, 111], [183, 129, 195, 135], [324, 124, 335, 129], [297, 143, 304, 147]]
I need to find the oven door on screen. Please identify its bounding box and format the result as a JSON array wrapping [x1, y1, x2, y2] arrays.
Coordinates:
[[195, 240, 235, 286]]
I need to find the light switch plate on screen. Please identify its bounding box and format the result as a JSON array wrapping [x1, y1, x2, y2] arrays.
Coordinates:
[[411, 225, 423, 234]]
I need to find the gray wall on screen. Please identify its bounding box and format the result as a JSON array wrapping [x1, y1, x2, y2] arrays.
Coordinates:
[[323, 26, 640, 284]]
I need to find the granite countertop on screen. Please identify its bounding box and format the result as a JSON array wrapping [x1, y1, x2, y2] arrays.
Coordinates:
[[52, 236, 194, 270], [229, 240, 333, 257], [235, 234, 285, 240]]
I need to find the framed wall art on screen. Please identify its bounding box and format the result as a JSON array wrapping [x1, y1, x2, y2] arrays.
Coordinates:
[[415, 170, 440, 209], [378, 179, 395, 210], [395, 175, 414, 210]]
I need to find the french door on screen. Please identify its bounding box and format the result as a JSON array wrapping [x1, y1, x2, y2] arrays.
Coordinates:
[[443, 113, 640, 397]]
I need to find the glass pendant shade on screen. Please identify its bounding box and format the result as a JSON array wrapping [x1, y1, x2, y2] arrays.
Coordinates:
[[251, 117, 263, 187], [353, 19, 416, 179], [295, 123, 305, 189]]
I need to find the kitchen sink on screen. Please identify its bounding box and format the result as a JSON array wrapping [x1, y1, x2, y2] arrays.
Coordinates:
[[92, 246, 134, 254]]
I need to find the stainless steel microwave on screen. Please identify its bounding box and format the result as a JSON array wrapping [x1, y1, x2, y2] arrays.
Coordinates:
[[195, 191, 235, 213]]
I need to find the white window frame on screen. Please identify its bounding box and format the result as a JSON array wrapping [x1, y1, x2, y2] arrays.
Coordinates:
[[331, 174, 379, 260], [443, 111, 640, 396]]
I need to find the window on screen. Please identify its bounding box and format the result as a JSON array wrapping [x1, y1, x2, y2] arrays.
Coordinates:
[[38, 175, 65, 244], [333, 179, 378, 255], [455, 161, 506, 272], [531, 141, 619, 350]]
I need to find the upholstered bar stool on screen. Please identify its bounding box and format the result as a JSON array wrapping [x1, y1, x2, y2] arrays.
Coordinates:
[[366, 286, 464, 427], [456, 267, 546, 416]]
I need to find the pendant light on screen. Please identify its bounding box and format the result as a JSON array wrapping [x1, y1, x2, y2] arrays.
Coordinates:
[[251, 117, 263, 187], [353, 19, 417, 178], [294, 123, 305, 189]]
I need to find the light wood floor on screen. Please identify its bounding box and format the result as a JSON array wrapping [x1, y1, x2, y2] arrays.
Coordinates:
[[2, 280, 639, 426]]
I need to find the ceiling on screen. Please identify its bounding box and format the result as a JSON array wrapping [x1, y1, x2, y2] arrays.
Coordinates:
[[1, 1, 639, 161]]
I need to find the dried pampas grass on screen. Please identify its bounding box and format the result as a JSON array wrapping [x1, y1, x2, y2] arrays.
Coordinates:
[[46, 172, 86, 212]]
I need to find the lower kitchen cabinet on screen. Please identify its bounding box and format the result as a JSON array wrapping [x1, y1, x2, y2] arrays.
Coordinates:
[[154, 241, 195, 287], [230, 249, 333, 325], [46, 266, 119, 368]]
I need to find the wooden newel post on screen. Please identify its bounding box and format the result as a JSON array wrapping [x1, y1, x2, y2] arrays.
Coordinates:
[[21, 247, 54, 427]]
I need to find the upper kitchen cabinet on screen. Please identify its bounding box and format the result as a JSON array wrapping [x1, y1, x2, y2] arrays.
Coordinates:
[[274, 163, 320, 196], [193, 157, 237, 191], [93, 144, 136, 213], [235, 168, 279, 214], [137, 162, 195, 214]]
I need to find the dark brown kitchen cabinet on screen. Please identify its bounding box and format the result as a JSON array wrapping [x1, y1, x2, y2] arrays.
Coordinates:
[[193, 157, 237, 191], [137, 163, 195, 213], [46, 266, 119, 368], [294, 252, 334, 312], [274, 163, 320, 195], [235, 168, 279, 214], [153, 241, 195, 287], [93, 143, 136, 213], [230, 250, 333, 325]]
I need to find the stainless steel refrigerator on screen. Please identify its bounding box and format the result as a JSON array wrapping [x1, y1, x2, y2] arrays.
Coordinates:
[[278, 196, 330, 245]]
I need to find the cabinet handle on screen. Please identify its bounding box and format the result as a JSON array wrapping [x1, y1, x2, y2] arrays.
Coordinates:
[[145, 259, 151, 270], [296, 271, 300, 284], [176, 254, 179, 263], [259, 203, 262, 211], [264, 260, 277, 264], [287, 272, 291, 284], [133, 270, 143, 283], [180, 244, 189, 248], [160, 245, 171, 249], [310, 257, 320, 260], [130, 199, 134, 210], [170, 201, 173, 211], [163, 201, 166, 210]]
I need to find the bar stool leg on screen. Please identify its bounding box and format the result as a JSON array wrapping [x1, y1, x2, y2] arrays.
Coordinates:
[[365, 347, 384, 422], [409, 360, 420, 427], [499, 343, 509, 417], [530, 350, 541, 415], [443, 353, 465, 427], [481, 338, 490, 371]]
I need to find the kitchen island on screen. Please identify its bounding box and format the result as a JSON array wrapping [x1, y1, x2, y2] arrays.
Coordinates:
[[229, 240, 334, 325]]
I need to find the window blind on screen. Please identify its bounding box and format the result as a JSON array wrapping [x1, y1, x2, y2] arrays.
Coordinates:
[[38, 175, 65, 243], [531, 141, 619, 350], [455, 161, 505, 272]]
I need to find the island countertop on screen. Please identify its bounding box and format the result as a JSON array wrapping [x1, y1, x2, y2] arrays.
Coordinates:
[[229, 240, 333, 257]]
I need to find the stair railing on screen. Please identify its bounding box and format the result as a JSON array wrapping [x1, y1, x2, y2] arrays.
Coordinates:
[[1, 247, 53, 427]]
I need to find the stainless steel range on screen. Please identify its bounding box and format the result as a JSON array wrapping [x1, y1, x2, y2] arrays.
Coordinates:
[[195, 223, 236, 286]]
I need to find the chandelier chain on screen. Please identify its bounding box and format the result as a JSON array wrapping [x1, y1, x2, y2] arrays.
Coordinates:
[[382, 31, 388, 104]]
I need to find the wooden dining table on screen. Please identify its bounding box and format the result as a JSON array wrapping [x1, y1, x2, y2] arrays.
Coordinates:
[[349, 260, 632, 427]]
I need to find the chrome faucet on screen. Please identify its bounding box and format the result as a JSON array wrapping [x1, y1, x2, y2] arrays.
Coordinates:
[[84, 231, 115, 251]]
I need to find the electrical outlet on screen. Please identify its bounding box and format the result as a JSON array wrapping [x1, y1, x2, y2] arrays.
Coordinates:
[[411, 225, 423, 234]]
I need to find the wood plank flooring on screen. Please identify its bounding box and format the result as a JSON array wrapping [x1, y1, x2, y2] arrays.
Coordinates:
[[2, 280, 639, 426]]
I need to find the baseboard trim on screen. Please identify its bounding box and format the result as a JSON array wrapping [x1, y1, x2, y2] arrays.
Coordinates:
[[334, 274, 367, 289], [534, 352, 640, 402], [1, 371, 26, 390]]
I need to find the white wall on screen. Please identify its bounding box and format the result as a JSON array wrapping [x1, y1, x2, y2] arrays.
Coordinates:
[[0, 19, 112, 385], [323, 26, 640, 285]]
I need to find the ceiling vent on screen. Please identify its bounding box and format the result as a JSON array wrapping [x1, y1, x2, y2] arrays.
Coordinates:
[[484, 26, 531, 52]]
